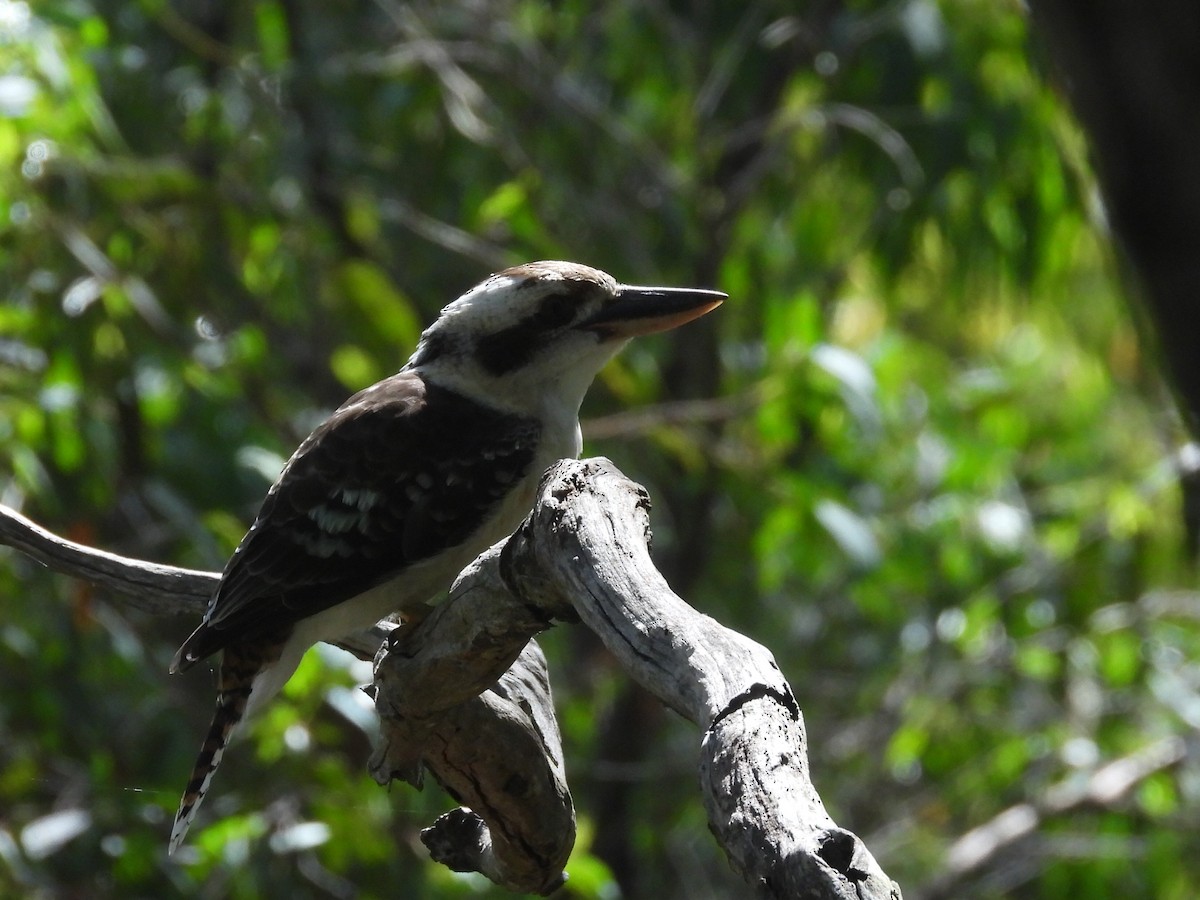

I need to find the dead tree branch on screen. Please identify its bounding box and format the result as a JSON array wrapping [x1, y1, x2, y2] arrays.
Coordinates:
[[371, 458, 902, 899], [0, 458, 901, 899], [0, 504, 386, 660], [0, 502, 215, 616]]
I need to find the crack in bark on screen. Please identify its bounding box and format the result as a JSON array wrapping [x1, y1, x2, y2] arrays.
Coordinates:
[[710, 681, 801, 731]]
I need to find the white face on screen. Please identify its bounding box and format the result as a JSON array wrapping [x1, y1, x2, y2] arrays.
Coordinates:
[[406, 259, 724, 420], [436, 262, 619, 339], [406, 262, 630, 416]]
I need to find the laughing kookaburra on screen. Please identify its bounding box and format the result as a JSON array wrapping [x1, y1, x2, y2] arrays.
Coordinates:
[[167, 260, 725, 852]]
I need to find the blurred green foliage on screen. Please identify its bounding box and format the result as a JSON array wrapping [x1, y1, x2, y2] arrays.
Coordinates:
[[2, 1, 1198, 898]]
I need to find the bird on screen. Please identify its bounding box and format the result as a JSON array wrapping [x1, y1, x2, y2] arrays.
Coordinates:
[[167, 260, 725, 853]]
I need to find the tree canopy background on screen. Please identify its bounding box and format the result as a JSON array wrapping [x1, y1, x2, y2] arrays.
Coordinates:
[[3, 1, 1199, 898]]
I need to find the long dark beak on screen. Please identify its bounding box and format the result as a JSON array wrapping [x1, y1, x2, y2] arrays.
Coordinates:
[[579, 284, 727, 338]]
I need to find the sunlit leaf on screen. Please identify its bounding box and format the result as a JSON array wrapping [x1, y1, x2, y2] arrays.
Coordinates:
[[814, 498, 881, 568]]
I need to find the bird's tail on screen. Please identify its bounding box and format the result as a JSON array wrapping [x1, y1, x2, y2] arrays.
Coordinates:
[[168, 649, 260, 855]]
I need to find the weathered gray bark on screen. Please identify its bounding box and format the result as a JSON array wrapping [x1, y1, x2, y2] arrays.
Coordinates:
[[0, 502, 217, 615], [0, 458, 902, 899], [0, 502, 384, 660], [370, 458, 901, 899]]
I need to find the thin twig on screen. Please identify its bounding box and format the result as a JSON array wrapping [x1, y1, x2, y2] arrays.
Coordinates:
[[0, 503, 215, 616], [919, 736, 1189, 899], [0, 502, 384, 660]]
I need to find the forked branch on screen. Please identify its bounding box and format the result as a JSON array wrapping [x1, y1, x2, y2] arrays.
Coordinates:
[[371, 458, 901, 899], [0, 459, 901, 899]]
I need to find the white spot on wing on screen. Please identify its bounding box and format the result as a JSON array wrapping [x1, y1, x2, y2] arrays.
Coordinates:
[[338, 487, 379, 510], [295, 532, 358, 557], [307, 505, 365, 534], [306, 488, 381, 535]]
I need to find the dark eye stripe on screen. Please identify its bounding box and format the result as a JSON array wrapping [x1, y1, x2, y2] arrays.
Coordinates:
[[476, 292, 578, 375]]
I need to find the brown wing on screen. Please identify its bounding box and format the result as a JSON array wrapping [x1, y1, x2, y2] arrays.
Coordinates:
[[173, 371, 539, 668]]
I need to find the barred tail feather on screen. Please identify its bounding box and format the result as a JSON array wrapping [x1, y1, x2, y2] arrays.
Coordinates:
[[169, 677, 252, 854], [169, 635, 298, 854]]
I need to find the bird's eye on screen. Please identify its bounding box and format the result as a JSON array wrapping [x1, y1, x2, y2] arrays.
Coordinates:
[[474, 292, 580, 375], [532, 292, 577, 329]]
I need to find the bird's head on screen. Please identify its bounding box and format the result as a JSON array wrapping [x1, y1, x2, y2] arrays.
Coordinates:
[[406, 261, 725, 416]]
